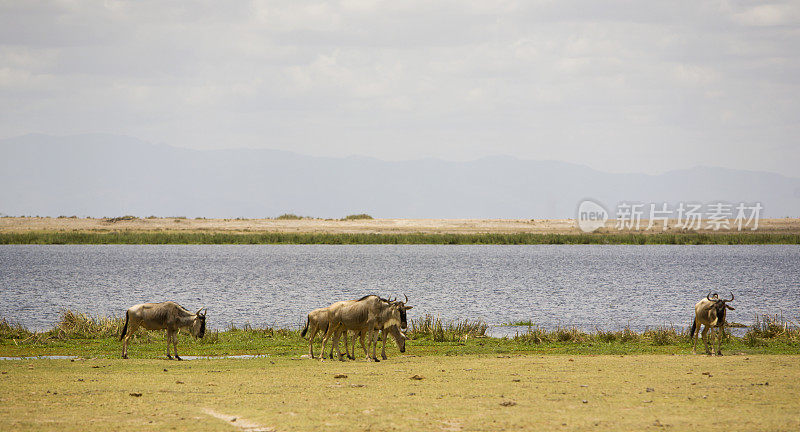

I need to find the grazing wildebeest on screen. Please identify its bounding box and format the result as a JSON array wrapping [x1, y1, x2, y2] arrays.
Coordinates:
[[301, 296, 395, 360], [343, 295, 411, 360], [321, 295, 412, 362], [300, 300, 356, 359], [691, 292, 735, 355], [347, 321, 407, 360], [120, 301, 206, 360]]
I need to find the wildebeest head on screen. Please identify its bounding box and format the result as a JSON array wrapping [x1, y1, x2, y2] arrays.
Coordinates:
[[707, 292, 735, 325], [192, 307, 207, 338], [392, 294, 413, 330], [394, 327, 408, 353]]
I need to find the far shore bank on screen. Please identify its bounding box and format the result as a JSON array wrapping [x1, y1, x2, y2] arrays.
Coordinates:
[[1, 217, 799, 244], [2, 216, 799, 234]]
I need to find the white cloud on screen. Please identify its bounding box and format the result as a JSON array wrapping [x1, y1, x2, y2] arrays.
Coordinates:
[[731, 2, 800, 27], [0, 0, 798, 176]]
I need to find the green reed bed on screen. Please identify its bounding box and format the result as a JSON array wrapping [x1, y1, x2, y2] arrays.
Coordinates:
[[511, 325, 695, 346], [408, 314, 489, 342], [2, 231, 799, 245], [2, 311, 799, 358]]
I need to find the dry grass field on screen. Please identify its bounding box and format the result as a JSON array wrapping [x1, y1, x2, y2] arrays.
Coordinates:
[[1, 216, 799, 235], [1, 354, 798, 431]]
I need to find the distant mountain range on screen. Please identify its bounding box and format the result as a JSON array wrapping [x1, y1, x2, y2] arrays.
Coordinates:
[[1, 134, 798, 218]]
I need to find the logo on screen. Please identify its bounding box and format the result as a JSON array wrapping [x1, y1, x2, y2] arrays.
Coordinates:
[[576, 199, 608, 233]]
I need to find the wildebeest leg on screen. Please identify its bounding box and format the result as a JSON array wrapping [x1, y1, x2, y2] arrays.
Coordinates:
[[345, 330, 357, 360], [348, 332, 357, 360], [326, 327, 337, 359], [700, 326, 711, 355], [381, 329, 388, 360], [165, 329, 174, 359], [368, 327, 379, 362], [334, 327, 347, 361], [357, 329, 371, 361], [715, 326, 724, 356], [319, 325, 332, 362], [121, 320, 139, 359], [172, 332, 182, 360], [344, 330, 352, 359], [308, 323, 318, 359], [362, 331, 371, 358], [327, 327, 342, 361], [351, 330, 366, 359], [333, 329, 345, 361], [691, 320, 699, 354]]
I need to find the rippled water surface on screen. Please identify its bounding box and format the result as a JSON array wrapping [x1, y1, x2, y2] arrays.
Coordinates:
[[1, 245, 798, 332]]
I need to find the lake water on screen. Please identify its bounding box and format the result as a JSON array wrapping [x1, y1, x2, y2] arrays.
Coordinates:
[[0, 245, 798, 333]]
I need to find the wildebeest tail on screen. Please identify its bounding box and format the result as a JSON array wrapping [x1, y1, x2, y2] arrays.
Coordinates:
[[300, 317, 309, 338], [689, 317, 696, 339], [120, 311, 129, 340]]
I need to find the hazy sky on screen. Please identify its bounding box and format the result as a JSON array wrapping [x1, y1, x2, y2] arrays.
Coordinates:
[[1, 0, 798, 176]]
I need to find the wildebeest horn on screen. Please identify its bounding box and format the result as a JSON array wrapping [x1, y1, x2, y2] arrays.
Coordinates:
[[404, 294, 408, 303], [196, 307, 206, 315], [726, 291, 734, 302], [706, 292, 715, 302]]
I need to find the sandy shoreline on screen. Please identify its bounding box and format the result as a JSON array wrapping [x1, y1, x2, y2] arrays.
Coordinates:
[[1, 216, 798, 235]]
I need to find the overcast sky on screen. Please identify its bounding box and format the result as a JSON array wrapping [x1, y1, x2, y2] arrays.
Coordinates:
[[1, 0, 798, 176]]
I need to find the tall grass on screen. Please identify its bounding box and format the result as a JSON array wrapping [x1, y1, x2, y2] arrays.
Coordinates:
[[3, 311, 799, 351], [513, 325, 688, 345], [743, 314, 800, 346], [0, 317, 31, 340], [51, 310, 125, 339], [409, 314, 488, 342], [0, 310, 126, 342], [0, 311, 295, 344], [3, 231, 798, 245], [643, 326, 685, 345], [0, 311, 124, 342], [593, 326, 639, 343], [513, 326, 590, 344]]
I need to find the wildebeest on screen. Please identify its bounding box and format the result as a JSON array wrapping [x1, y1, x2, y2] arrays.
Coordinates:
[[120, 301, 206, 360], [342, 295, 411, 360], [301, 296, 407, 360], [300, 300, 355, 359], [690, 292, 735, 355], [320, 294, 412, 362], [346, 321, 407, 360]]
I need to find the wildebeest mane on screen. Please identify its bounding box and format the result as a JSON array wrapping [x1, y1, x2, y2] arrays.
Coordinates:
[[357, 294, 377, 302]]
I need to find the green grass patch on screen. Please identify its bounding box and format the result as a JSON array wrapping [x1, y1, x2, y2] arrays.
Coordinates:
[[2, 312, 799, 358], [2, 231, 799, 245], [342, 213, 373, 220], [409, 314, 488, 342], [503, 320, 535, 326]]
